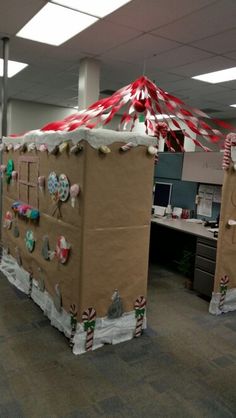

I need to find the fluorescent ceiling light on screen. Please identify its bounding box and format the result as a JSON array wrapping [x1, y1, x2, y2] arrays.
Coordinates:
[[51, 0, 132, 18], [192, 67, 236, 84], [16, 3, 98, 46], [230, 104, 236, 108], [0, 58, 28, 78]]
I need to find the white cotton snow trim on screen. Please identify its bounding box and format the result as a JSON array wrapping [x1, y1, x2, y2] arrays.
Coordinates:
[[0, 253, 146, 355], [209, 288, 236, 315], [2, 127, 156, 151]]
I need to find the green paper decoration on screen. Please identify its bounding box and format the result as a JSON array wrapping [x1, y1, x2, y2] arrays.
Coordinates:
[[6, 159, 14, 184]]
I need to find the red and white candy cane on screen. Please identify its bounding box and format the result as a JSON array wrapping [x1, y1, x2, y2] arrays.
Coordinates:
[[219, 275, 229, 311], [222, 134, 231, 170], [120, 142, 136, 152], [134, 296, 146, 337], [82, 307, 96, 351], [69, 304, 77, 348]]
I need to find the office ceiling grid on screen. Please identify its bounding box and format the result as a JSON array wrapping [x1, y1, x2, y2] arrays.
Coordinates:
[[0, 0, 235, 118]]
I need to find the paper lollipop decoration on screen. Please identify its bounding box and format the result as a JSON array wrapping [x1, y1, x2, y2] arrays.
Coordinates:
[[55, 236, 70, 264], [3, 211, 13, 229], [70, 184, 80, 208], [82, 307, 96, 351], [38, 176, 45, 192], [134, 296, 146, 337], [25, 230, 35, 252], [47, 172, 59, 200], [120, 142, 136, 152], [58, 174, 70, 202]]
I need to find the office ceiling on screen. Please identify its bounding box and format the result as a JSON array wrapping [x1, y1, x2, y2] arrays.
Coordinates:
[[0, 0, 236, 119]]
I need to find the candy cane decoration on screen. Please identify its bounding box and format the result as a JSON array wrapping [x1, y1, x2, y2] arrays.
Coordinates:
[[219, 275, 229, 311], [69, 304, 77, 348], [28, 271, 33, 298], [120, 142, 136, 152], [82, 307, 96, 351], [134, 296, 146, 337], [222, 134, 232, 170]]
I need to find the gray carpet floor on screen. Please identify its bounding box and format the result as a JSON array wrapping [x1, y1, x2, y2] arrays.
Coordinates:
[[0, 264, 236, 417]]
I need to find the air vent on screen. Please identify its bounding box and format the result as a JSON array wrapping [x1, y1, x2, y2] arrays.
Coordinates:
[[201, 108, 220, 113], [100, 89, 116, 96]]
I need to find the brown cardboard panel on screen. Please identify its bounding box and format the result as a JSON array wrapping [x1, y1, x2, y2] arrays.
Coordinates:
[[80, 225, 150, 317], [19, 183, 28, 203], [83, 142, 154, 228], [28, 185, 38, 208], [2, 196, 81, 315]]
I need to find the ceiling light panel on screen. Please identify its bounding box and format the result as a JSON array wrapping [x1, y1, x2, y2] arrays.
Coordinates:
[[51, 0, 132, 18], [0, 58, 28, 78], [16, 3, 98, 46], [230, 104, 236, 108], [192, 67, 236, 84]]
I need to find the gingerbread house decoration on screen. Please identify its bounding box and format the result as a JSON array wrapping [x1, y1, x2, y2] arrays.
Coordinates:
[[0, 76, 226, 354]]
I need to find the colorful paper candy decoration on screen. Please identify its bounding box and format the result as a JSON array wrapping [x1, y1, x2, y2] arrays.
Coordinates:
[[25, 230, 35, 252], [58, 174, 70, 202], [11, 171, 18, 183], [55, 236, 70, 264], [12, 202, 40, 220], [70, 184, 80, 208]]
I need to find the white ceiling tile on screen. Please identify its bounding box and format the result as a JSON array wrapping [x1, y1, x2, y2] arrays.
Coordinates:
[[153, 0, 236, 43], [101, 34, 181, 63], [146, 46, 213, 71], [65, 21, 141, 56], [105, 0, 216, 31], [172, 56, 236, 77], [192, 28, 236, 54]]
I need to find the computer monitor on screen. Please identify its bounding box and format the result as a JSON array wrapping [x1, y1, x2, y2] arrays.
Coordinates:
[[153, 182, 172, 207]]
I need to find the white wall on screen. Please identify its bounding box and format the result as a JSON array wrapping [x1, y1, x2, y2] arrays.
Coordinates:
[[7, 99, 75, 136]]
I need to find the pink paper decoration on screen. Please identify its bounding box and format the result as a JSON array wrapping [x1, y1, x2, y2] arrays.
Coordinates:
[[55, 236, 70, 264], [70, 184, 80, 208], [39, 144, 48, 152]]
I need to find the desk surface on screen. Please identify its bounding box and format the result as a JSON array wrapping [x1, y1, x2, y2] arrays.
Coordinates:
[[151, 217, 217, 241]]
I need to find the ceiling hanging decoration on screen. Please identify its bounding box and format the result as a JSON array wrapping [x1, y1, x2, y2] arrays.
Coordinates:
[[39, 76, 235, 151]]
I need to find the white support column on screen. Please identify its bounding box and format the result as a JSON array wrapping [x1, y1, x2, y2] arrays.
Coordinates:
[[78, 58, 100, 110]]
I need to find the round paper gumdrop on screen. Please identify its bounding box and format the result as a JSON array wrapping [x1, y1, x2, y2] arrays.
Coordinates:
[[56, 236, 70, 264]]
